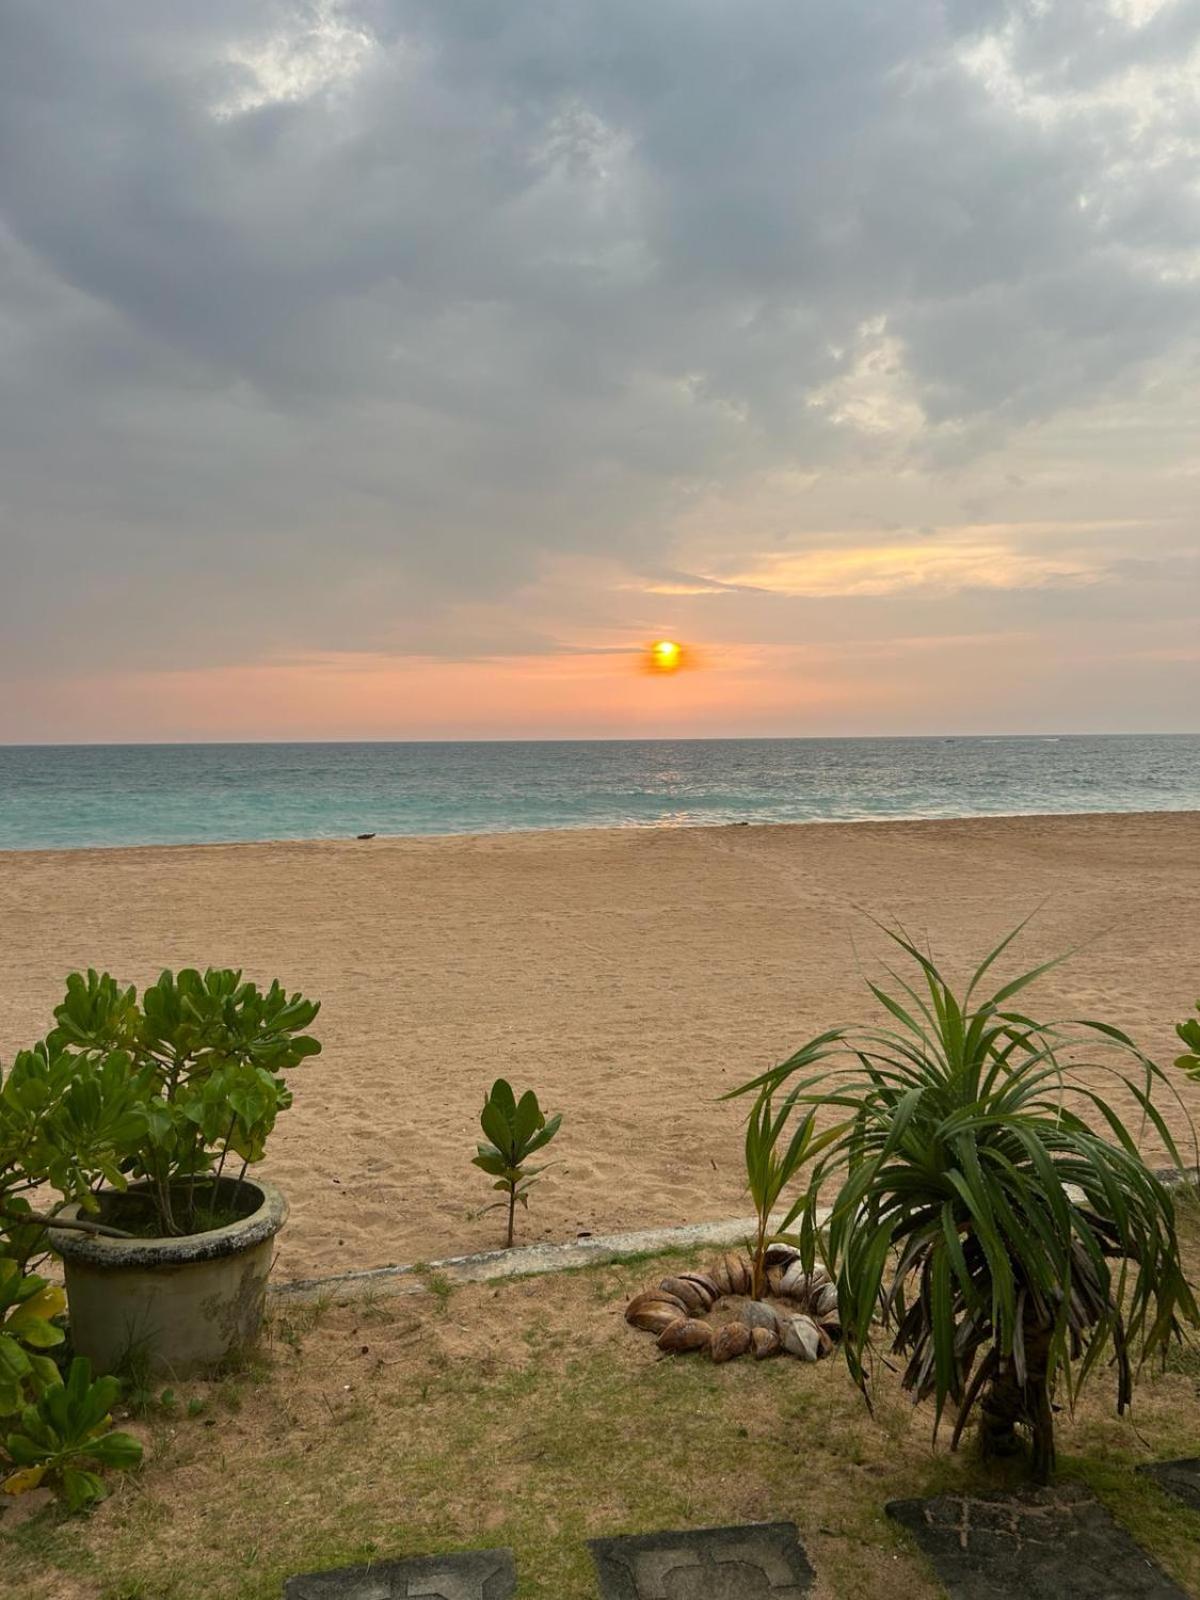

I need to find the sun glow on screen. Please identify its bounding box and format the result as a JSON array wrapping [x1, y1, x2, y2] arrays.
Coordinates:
[[647, 638, 685, 673]]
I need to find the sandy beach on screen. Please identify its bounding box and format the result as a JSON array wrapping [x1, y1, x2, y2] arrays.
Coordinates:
[[2, 811, 1198, 1283]]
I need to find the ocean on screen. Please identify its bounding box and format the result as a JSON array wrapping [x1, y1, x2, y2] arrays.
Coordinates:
[[1, 736, 1198, 851]]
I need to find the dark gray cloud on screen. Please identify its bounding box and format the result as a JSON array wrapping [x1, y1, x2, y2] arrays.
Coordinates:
[[0, 0, 1197, 704]]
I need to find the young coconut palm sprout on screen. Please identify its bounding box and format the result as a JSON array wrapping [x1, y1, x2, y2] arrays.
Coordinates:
[[729, 922, 1198, 1483], [743, 1088, 841, 1302], [472, 1079, 562, 1248]]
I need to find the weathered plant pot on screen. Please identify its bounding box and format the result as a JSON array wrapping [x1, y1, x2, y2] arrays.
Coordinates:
[[49, 1177, 288, 1376]]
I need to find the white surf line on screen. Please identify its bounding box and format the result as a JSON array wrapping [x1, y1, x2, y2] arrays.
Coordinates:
[[269, 1212, 830, 1303]]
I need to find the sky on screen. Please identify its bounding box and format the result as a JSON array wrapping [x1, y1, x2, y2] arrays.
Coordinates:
[[1, 0, 1198, 742]]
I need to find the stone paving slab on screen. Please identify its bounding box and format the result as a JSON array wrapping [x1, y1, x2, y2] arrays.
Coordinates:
[[588, 1521, 814, 1599], [281, 1547, 516, 1599], [1137, 1458, 1200, 1514], [887, 1485, 1188, 1600]]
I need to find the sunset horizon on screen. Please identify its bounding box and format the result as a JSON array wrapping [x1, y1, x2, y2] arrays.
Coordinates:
[[3, 6, 1198, 747], [4, 6, 1200, 1585]]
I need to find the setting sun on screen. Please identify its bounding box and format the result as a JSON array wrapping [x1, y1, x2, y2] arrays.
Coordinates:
[[647, 638, 685, 673]]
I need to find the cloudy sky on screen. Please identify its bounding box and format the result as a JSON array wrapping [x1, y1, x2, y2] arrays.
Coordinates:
[[2, 0, 1198, 741]]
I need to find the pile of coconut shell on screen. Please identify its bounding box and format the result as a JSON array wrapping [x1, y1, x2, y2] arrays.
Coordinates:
[[625, 1244, 840, 1364]]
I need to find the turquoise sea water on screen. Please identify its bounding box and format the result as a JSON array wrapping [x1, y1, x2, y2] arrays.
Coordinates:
[[0, 737, 1198, 851]]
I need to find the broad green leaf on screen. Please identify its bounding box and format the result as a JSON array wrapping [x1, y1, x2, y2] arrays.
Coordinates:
[[88, 1431, 142, 1469], [0, 1333, 31, 1385], [4, 1318, 63, 1350]]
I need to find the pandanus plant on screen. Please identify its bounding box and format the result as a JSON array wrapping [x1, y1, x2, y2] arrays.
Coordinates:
[[730, 922, 1198, 1482]]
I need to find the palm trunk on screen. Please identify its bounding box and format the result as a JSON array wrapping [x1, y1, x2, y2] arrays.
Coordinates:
[[980, 1317, 1056, 1483], [751, 1216, 768, 1301]]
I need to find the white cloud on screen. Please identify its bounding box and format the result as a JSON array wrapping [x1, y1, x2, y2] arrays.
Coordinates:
[[210, 2, 377, 118]]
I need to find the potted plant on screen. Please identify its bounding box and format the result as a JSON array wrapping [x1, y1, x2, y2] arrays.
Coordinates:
[[46, 967, 320, 1375], [730, 923, 1198, 1482]]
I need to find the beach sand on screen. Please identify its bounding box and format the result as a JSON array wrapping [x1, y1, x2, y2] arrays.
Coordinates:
[[2, 811, 1198, 1282]]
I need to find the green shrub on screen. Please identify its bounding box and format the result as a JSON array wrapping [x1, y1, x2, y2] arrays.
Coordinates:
[[1, 1051, 145, 1509], [49, 967, 321, 1236], [2, 1351, 141, 1510], [0, 1040, 145, 1269]]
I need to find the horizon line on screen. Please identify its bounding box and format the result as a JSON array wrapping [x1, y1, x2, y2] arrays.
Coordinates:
[[3, 730, 1200, 751]]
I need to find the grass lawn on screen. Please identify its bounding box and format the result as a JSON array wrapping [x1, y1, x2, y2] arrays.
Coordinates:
[[3, 1210, 1200, 1600]]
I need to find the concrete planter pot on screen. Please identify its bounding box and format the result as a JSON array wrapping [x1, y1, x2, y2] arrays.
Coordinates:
[[50, 1177, 288, 1376]]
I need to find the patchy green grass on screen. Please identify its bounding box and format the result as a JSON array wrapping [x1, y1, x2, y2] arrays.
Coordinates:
[[2, 1227, 1199, 1600]]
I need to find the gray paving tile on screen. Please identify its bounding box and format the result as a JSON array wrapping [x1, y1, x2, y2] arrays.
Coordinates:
[[588, 1521, 814, 1599], [887, 1485, 1187, 1599], [281, 1547, 516, 1599], [1137, 1458, 1200, 1514]]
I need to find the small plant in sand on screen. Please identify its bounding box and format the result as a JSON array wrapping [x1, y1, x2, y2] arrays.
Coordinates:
[[472, 1079, 562, 1248], [729, 920, 1199, 1483]]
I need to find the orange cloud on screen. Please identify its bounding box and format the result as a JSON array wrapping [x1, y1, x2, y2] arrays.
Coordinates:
[[716, 531, 1106, 598]]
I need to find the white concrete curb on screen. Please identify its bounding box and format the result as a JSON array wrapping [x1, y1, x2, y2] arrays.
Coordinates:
[[270, 1212, 824, 1303], [269, 1166, 1198, 1306]]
